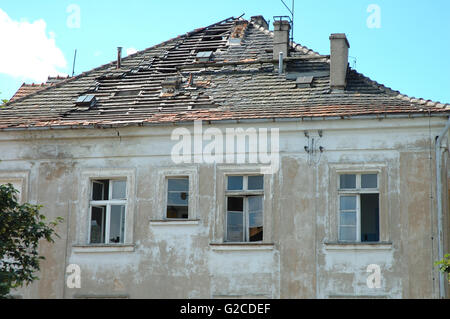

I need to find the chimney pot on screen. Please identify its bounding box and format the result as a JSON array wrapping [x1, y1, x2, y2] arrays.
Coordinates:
[[273, 20, 291, 61], [329, 33, 350, 91]]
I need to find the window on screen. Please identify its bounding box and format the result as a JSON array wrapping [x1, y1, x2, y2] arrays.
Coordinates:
[[166, 177, 189, 219], [89, 179, 127, 244], [226, 175, 264, 242], [338, 173, 379, 242]]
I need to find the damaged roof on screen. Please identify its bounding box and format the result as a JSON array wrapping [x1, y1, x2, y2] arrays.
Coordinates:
[[1, 16, 449, 130]]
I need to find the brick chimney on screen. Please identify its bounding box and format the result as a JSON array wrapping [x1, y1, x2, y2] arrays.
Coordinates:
[[273, 20, 291, 60], [329, 34, 350, 91]]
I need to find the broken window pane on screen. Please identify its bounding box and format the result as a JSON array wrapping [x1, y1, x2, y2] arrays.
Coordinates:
[[361, 194, 380, 242], [110, 205, 125, 243], [90, 206, 106, 244], [92, 180, 109, 200], [167, 192, 189, 206], [361, 174, 378, 189], [167, 178, 189, 219], [227, 176, 243, 191], [340, 174, 356, 189], [111, 180, 127, 199], [227, 196, 244, 212], [248, 176, 264, 190]]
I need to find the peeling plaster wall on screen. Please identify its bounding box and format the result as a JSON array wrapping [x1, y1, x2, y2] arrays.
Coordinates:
[[1, 117, 447, 299]]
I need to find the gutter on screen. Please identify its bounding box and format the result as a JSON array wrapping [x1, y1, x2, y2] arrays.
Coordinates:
[[0, 113, 449, 132], [435, 116, 450, 299]]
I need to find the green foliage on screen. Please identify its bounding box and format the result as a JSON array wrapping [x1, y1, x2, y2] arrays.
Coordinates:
[[0, 91, 8, 105], [0, 183, 63, 298], [435, 254, 450, 283]]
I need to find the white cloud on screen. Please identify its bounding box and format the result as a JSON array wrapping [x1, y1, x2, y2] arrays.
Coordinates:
[[126, 48, 137, 56], [0, 9, 67, 83]]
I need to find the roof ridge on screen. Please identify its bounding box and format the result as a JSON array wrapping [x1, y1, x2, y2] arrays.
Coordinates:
[[349, 67, 450, 110], [248, 19, 322, 57], [249, 18, 448, 110]]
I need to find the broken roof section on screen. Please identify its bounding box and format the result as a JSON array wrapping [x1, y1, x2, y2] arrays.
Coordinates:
[[1, 15, 448, 130]]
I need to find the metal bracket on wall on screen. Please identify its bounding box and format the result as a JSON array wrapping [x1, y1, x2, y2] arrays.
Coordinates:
[[304, 130, 324, 165]]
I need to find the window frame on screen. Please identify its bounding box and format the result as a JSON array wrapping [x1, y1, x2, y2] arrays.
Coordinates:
[[155, 167, 198, 222], [214, 165, 273, 245], [225, 174, 265, 243], [165, 176, 190, 220], [327, 164, 389, 245], [78, 168, 136, 247], [337, 172, 380, 243], [88, 178, 128, 245]]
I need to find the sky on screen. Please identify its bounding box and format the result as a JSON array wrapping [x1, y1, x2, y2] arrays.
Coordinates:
[[0, 0, 449, 104]]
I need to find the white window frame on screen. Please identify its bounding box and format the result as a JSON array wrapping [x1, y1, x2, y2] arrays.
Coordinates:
[[165, 176, 190, 220], [155, 167, 199, 221], [338, 173, 380, 243], [225, 175, 264, 243], [78, 168, 136, 246], [88, 179, 127, 244]]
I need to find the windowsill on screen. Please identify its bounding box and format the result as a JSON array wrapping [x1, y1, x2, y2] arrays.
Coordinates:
[[209, 242, 275, 251], [74, 294, 130, 299], [72, 244, 135, 253], [149, 219, 200, 226], [324, 242, 393, 251]]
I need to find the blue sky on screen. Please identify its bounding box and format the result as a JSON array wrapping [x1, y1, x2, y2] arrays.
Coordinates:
[[0, 0, 449, 104]]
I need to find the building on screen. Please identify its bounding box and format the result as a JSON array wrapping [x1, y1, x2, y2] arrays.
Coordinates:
[[1, 16, 449, 299]]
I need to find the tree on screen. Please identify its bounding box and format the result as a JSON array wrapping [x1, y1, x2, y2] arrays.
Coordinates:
[[435, 254, 450, 284], [0, 183, 63, 298], [0, 91, 8, 105]]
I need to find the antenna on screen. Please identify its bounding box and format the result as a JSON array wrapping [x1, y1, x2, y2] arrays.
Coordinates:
[[72, 49, 77, 77], [280, 0, 295, 43], [349, 55, 357, 69]]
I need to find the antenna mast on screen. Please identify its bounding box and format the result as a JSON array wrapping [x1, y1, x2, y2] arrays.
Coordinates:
[[72, 49, 77, 77], [280, 0, 295, 43]]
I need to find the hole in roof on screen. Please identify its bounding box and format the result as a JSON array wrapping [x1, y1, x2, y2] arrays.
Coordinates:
[[115, 90, 141, 97]]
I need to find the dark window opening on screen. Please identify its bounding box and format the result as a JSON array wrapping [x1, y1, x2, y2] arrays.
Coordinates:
[[92, 180, 109, 201], [90, 206, 106, 244], [361, 194, 380, 242]]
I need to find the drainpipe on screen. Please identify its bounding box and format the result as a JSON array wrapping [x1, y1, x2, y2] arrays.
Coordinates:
[[435, 116, 450, 299], [278, 52, 284, 76]]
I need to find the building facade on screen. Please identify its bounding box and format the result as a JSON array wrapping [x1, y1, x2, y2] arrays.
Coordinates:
[[1, 16, 449, 298]]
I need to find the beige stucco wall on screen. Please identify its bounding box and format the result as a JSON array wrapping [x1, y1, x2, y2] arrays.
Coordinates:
[[1, 116, 448, 299]]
